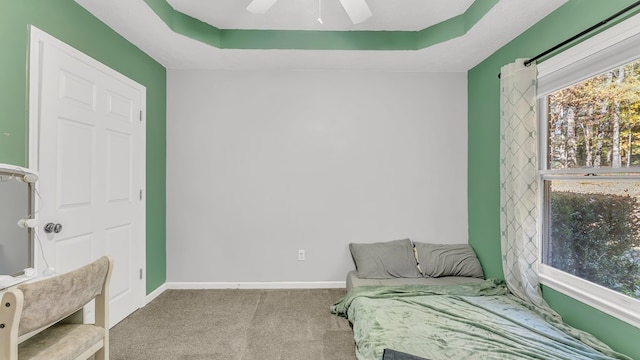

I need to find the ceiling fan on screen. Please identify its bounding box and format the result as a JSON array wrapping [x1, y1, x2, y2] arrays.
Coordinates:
[[247, 0, 372, 25]]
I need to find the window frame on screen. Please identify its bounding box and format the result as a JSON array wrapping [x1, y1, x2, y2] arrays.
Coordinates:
[[536, 13, 640, 329]]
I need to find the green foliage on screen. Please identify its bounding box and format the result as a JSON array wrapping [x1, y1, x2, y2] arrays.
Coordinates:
[[549, 191, 640, 298]]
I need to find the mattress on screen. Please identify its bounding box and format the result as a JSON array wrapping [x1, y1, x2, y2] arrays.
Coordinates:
[[346, 270, 484, 291], [332, 280, 631, 360]]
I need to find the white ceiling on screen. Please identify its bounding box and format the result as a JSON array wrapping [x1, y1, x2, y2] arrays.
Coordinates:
[[74, 0, 568, 72], [169, 0, 475, 31]]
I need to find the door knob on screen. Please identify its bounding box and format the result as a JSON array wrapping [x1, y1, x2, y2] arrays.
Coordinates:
[[44, 223, 63, 234]]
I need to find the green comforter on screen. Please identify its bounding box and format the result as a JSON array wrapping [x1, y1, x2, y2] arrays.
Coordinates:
[[330, 280, 632, 360]]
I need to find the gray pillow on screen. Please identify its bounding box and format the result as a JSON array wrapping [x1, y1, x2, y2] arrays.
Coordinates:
[[414, 243, 484, 278], [349, 239, 421, 279]]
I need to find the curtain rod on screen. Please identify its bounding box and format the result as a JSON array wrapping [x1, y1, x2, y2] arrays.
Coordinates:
[[497, 0, 640, 79]]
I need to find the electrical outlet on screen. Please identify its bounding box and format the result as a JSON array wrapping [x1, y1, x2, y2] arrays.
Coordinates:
[[298, 249, 305, 261]]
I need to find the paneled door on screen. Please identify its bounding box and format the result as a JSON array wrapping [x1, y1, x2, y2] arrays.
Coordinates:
[[29, 27, 146, 327]]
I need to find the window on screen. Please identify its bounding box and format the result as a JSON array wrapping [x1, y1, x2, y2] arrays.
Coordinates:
[[544, 63, 640, 300], [537, 17, 640, 328], [543, 177, 640, 298]]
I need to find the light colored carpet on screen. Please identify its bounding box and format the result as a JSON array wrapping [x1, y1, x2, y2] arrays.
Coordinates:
[[110, 288, 356, 360]]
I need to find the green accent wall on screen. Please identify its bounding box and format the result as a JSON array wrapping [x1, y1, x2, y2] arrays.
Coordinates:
[[468, 0, 640, 358], [143, 0, 499, 51], [0, 0, 166, 294]]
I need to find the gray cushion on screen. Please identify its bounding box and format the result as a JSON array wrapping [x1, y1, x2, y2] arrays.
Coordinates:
[[414, 243, 484, 278], [349, 239, 421, 279]]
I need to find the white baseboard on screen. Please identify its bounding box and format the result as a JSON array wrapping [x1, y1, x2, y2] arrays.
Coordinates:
[[142, 281, 345, 306], [145, 283, 167, 304], [166, 281, 346, 290]]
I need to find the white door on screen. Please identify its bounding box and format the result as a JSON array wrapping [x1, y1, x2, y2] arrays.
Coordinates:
[[28, 27, 146, 327]]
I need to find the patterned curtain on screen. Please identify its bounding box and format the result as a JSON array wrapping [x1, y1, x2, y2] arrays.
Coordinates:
[[499, 59, 546, 306]]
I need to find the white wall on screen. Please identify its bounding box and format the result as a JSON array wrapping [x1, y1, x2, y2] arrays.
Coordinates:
[[167, 70, 468, 283]]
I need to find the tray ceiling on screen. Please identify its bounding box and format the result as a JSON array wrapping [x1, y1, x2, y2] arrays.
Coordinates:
[[74, 0, 568, 71]]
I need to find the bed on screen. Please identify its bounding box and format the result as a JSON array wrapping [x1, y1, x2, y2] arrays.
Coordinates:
[[330, 239, 632, 360]]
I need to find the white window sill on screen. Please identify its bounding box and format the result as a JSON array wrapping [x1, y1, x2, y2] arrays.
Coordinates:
[[539, 264, 640, 329]]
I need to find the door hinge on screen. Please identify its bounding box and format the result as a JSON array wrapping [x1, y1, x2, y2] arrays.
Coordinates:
[[139, 110, 143, 122], [139, 268, 143, 280], [139, 189, 143, 200]]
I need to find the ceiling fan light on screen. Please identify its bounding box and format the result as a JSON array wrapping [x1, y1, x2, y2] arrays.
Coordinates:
[[246, 0, 279, 14]]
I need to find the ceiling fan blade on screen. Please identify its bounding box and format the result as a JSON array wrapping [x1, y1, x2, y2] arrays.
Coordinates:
[[247, 0, 279, 14], [337, 0, 372, 24]]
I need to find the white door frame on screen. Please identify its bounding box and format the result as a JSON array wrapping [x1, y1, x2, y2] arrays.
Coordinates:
[[27, 26, 146, 318]]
